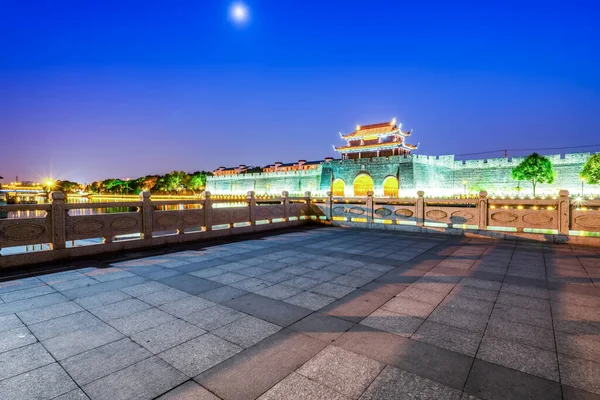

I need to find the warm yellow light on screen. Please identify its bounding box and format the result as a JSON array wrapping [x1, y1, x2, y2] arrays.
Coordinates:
[[46, 180, 54, 186], [517, 205, 524, 210]]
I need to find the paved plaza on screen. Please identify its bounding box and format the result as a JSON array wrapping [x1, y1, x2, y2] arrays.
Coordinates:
[[0, 227, 599, 400]]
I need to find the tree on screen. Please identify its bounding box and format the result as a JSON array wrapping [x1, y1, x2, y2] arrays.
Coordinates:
[[580, 153, 600, 185], [185, 171, 207, 193], [511, 153, 555, 196]]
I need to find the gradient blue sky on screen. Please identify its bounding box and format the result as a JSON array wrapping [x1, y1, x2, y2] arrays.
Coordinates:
[[1, 0, 599, 183]]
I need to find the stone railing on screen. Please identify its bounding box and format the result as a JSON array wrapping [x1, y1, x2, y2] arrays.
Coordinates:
[[311, 190, 600, 244], [0, 191, 313, 268]]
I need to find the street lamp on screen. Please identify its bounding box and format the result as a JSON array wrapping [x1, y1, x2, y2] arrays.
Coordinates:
[[581, 177, 586, 196]]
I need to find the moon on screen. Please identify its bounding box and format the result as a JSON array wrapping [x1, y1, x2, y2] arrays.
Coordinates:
[[229, 2, 249, 25]]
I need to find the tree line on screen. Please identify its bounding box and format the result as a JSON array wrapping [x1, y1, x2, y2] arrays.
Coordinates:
[[511, 152, 600, 196], [49, 170, 212, 195]]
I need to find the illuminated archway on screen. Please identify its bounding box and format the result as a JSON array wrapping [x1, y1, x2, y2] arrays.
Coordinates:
[[332, 179, 345, 197], [353, 174, 374, 197], [383, 176, 399, 197]]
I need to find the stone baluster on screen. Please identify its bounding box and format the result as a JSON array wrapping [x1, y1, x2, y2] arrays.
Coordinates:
[[416, 191, 425, 226], [282, 191, 289, 221], [478, 191, 488, 230], [204, 191, 213, 231], [140, 191, 153, 239], [326, 191, 333, 220], [366, 191, 374, 223], [558, 190, 570, 235], [247, 191, 256, 226], [50, 191, 66, 250], [304, 191, 312, 218]]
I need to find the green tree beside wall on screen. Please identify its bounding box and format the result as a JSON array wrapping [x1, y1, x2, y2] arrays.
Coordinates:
[[511, 153, 555, 196], [580, 153, 600, 185]]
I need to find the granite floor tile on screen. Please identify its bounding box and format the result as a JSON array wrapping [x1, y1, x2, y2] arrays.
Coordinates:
[[381, 296, 437, 318], [360, 365, 462, 400], [396, 286, 448, 306], [0, 285, 56, 303], [197, 285, 248, 303], [477, 335, 559, 381], [258, 270, 298, 284], [310, 282, 356, 299], [28, 310, 102, 341], [321, 289, 393, 323], [42, 322, 124, 360], [441, 295, 494, 316], [89, 298, 152, 321], [284, 291, 336, 311], [0, 293, 68, 316], [556, 331, 600, 363], [0, 363, 77, 400], [490, 303, 553, 330], [0, 326, 38, 353], [230, 277, 275, 292], [464, 359, 561, 400], [60, 338, 152, 385], [429, 306, 490, 334], [156, 380, 220, 400], [159, 274, 223, 295], [16, 301, 83, 326], [413, 320, 482, 357], [334, 325, 473, 390], [53, 389, 90, 400], [74, 290, 131, 309], [0, 313, 24, 332], [207, 272, 248, 284], [297, 345, 384, 399], [0, 342, 54, 382], [196, 329, 327, 400], [255, 283, 304, 300], [82, 356, 187, 400], [258, 372, 349, 400], [136, 287, 190, 306], [157, 295, 216, 318], [281, 276, 322, 290], [213, 315, 281, 348], [559, 354, 600, 395], [0, 277, 45, 295], [224, 292, 312, 326], [159, 333, 242, 377], [107, 307, 176, 335], [360, 309, 424, 337], [288, 313, 355, 343], [486, 318, 556, 351], [131, 319, 206, 354], [183, 304, 247, 331], [50, 277, 99, 292], [61, 276, 146, 299], [496, 291, 550, 312], [119, 281, 171, 297]]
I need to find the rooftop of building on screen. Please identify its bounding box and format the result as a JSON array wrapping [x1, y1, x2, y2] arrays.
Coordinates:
[[341, 118, 411, 139]]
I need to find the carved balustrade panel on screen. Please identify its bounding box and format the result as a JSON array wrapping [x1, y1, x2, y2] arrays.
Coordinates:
[[152, 210, 205, 231], [571, 210, 600, 232], [66, 213, 142, 241], [288, 203, 307, 217], [373, 205, 417, 222], [423, 206, 479, 226], [487, 208, 558, 230], [255, 205, 284, 220], [0, 218, 51, 247], [212, 207, 249, 225], [331, 203, 369, 219]]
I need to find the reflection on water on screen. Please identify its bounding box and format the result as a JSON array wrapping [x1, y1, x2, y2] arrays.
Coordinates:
[[2, 196, 250, 219]]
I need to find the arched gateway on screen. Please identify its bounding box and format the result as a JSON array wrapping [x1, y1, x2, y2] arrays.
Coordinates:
[[332, 179, 345, 196], [383, 176, 399, 197], [353, 174, 374, 196]]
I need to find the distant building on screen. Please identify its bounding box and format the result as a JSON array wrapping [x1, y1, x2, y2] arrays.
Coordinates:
[[206, 118, 592, 197]]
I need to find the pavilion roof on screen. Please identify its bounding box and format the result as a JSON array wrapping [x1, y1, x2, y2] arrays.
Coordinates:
[[341, 118, 410, 139], [335, 141, 417, 152]]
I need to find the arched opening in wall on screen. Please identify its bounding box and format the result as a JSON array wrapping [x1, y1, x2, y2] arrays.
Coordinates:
[[383, 176, 399, 197], [332, 179, 345, 197], [353, 174, 374, 197]]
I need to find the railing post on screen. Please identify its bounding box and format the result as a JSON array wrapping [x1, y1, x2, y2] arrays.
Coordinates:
[[247, 191, 256, 226], [282, 191, 289, 221], [416, 191, 425, 226], [50, 191, 66, 250], [204, 191, 213, 232], [304, 191, 311, 218], [366, 191, 374, 223], [558, 189, 570, 235], [140, 191, 153, 239], [326, 191, 333, 220], [478, 191, 488, 230]]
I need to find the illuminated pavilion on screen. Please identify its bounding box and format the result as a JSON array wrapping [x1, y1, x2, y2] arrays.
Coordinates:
[[334, 118, 418, 160]]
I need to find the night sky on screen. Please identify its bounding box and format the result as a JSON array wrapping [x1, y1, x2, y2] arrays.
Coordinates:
[[1, 0, 598, 184]]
